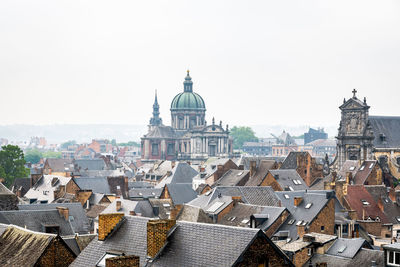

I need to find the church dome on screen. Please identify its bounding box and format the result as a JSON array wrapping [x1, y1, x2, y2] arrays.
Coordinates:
[[170, 71, 206, 111]]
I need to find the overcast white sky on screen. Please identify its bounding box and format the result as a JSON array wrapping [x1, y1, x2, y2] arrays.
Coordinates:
[[0, 0, 399, 128]]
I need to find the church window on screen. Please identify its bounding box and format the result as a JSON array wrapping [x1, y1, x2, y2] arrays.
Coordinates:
[[151, 143, 159, 156], [167, 143, 174, 155]]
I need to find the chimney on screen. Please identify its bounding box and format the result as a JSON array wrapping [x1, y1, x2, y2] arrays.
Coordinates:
[[297, 224, 306, 238], [147, 219, 176, 259], [250, 161, 257, 177], [116, 200, 122, 211], [56, 206, 69, 221], [124, 176, 129, 197], [129, 211, 136, 216], [377, 198, 384, 212], [347, 210, 358, 220], [324, 181, 332, 190], [106, 255, 140, 267], [294, 197, 303, 206], [200, 166, 205, 173], [98, 213, 125, 241], [389, 188, 396, 202], [232, 196, 242, 206]]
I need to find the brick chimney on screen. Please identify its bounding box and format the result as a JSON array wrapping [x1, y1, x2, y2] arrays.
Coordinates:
[[106, 255, 139, 267], [250, 161, 257, 177], [116, 200, 122, 211], [147, 219, 176, 259], [297, 224, 306, 238], [294, 197, 303, 206], [56, 206, 69, 220], [232, 196, 242, 206], [98, 213, 125, 241]]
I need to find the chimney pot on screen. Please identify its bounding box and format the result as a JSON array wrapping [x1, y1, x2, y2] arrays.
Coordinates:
[[116, 200, 122, 211], [56, 207, 69, 221], [294, 197, 303, 206]]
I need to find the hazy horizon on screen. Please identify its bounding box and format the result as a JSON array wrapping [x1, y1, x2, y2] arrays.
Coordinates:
[[1, 0, 399, 128]]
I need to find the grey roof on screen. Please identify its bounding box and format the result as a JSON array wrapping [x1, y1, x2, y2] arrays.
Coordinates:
[[63, 236, 81, 256], [101, 199, 155, 218], [70, 216, 150, 267], [18, 203, 90, 234], [307, 248, 383, 267], [0, 209, 75, 236], [280, 152, 309, 169], [148, 199, 175, 220], [369, 116, 400, 148], [156, 162, 198, 188], [326, 238, 370, 258], [213, 169, 249, 187], [0, 182, 14, 195], [144, 126, 177, 139], [188, 186, 281, 208], [364, 185, 400, 224], [9, 178, 30, 196], [128, 181, 153, 189], [269, 169, 309, 191], [245, 160, 277, 186], [24, 175, 71, 203], [74, 159, 106, 171], [274, 190, 334, 240], [219, 203, 287, 231], [73, 177, 111, 194], [45, 158, 73, 172], [338, 160, 359, 180], [129, 188, 162, 199], [177, 205, 213, 223], [165, 183, 198, 205]]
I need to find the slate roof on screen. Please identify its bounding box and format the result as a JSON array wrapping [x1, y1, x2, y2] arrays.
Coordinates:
[[148, 199, 175, 220], [0, 225, 57, 266], [338, 160, 360, 181], [144, 126, 177, 139], [326, 238, 370, 258], [213, 169, 250, 187], [74, 159, 106, 171], [369, 116, 400, 149], [219, 203, 287, 231], [73, 177, 111, 194], [63, 236, 81, 256], [10, 178, 30, 197], [165, 183, 198, 205], [101, 199, 155, 218], [0, 182, 14, 195], [354, 161, 378, 185], [0, 209, 75, 236], [45, 158, 73, 172], [188, 186, 280, 208], [269, 169, 310, 191], [25, 175, 71, 203], [177, 204, 213, 223], [307, 249, 384, 267], [364, 185, 400, 224], [344, 185, 389, 223], [129, 188, 163, 199], [244, 160, 277, 186], [18, 203, 90, 234], [156, 162, 198, 188], [280, 152, 309, 169], [274, 190, 334, 240]]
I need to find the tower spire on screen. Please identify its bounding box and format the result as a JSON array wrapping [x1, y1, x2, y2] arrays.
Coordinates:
[[150, 90, 162, 126], [183, 70, 193, 92]]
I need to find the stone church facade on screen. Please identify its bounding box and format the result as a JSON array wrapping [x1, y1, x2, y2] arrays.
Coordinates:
[[335, 89, 400, 179], [141, 71, 233, 163]]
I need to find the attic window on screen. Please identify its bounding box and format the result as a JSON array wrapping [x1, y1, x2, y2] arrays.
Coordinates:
[[96, 251, 125, 267], [305, 203, 313, 209], [338, 245, 347, 253], [284, 194, 290, 199], [361, 200, 370, 206], [288, 219, 295, 225], [369, 163, 374, 169], [241, 219, 250, 224], [230, 216, 236, 222], [375, 216, 380, 222]]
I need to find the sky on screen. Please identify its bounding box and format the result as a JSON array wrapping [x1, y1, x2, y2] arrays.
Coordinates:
[[0, 0, 399, 129]]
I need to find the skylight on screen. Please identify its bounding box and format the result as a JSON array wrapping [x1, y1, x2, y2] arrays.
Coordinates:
[[297, 180, 302, 184], [241, 219, 249, 224], [284, 194, 289, 199], [349, 166, 355, 171], [163, 203, 170, 207], [305, 203, 313, 209], [206, 201, 225, 213], [293, 180, 299, 185], [205, 190, 212, 196], [361, 200, 369, 205], [369, 163, 374, 169], [296, 220, 303, 226], [360, 166, 365, 171], [230, 216, 236, 221], [288, 219, 295, 225], [337, 245, 347, 253], [289, 186, 294, 191], [237, 171, 243, 176]]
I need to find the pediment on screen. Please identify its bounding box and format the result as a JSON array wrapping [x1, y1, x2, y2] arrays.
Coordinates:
[[339, 98, 367, 110]]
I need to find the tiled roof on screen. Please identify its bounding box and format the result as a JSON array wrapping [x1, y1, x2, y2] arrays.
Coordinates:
[[0, 182, 14, 195], [338, 160, 360, 181], [18, 203, 90, 234], [24, 175, 71, 203], [0, 225, 56, 266], [0, 209, 75, 236], [344, 185, 389, 223], [369, 116, 400, 149], [307, 248, 383, 267], [213, 169, 249, 187], [280, 152, 309, 170], [45, 158, 73, 172], [364, 185, 400, 224], [74, 159, 106, 171], [101, 199, 154, 218], [245, 160, 277, 186], [326, 238, 370, 258], [129, 188, 162, 199], [269, 169, 310, 191], [354, 161, 378, 185], [73, 177, 111, 194], [156, 162, 198, 188], [9, 178, 30, 196], [165, 184, 198, 205]]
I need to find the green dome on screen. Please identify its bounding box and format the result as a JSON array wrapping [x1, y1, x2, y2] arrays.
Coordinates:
[[171, 91, 206, 110], [170, 71, 206, 111]]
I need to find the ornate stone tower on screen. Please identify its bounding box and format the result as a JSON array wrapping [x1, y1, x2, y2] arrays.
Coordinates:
[[149, 91, 162, 127], [170, 71, 206, 131], [336, 89, 374, 169]]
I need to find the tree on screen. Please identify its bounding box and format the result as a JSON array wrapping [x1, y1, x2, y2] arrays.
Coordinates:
[[230, 126, 258, 150], [61, 140, 76, 150], [0, 145, 29, 186], [25, 149, 42, 164], [42, 151, 62, 159]]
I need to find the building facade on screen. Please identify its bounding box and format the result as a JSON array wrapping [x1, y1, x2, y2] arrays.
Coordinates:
[[141, 71, 233, 163]]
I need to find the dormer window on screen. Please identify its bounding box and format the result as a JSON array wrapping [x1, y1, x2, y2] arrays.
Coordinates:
[[380, 133, 386, 142]]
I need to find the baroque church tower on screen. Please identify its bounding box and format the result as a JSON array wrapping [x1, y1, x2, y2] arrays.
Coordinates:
[[335, 89, 374, 169]]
